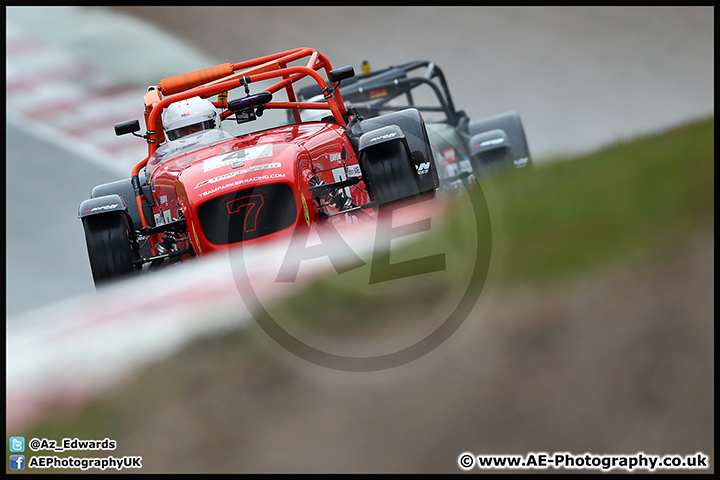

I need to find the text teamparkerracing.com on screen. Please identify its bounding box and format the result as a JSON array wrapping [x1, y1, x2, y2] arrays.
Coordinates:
[[457, 451, 710, 472]]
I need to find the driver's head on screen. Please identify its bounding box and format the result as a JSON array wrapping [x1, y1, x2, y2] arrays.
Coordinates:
[[162, 96, 221, 141]]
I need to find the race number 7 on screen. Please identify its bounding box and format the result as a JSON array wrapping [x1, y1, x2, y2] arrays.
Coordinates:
[[227, 194, 265, 233]]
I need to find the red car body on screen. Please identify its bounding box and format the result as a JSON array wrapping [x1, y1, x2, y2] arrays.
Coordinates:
[[79, 47, 438, 285], [147, 121, 368, 255]]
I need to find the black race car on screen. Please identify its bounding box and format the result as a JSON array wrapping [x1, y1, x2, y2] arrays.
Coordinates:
[[295, 59, 532, 192]]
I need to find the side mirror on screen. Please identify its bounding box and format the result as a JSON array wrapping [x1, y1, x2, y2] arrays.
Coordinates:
[[114, 119, 141, 136], [328, 65, 355, 84], [228, 91, 273, 113]]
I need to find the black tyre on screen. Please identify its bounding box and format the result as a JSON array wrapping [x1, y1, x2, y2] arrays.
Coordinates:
[[361, 139, 419, 205], [359, 108, 439, 195], [468, 111, 532, 171], [91, 177, 154, 258], [82, 212, 139, 285]]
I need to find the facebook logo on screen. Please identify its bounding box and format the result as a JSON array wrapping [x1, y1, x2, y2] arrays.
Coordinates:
[[9, 455, 25, 470], [9, 436, 25, 452]]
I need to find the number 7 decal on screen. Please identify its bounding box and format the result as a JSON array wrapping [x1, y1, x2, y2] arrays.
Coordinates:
[[227, 194, 265, 233]]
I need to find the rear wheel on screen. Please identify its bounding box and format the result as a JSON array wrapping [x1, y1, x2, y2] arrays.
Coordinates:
[[82, 212, 139, 285]]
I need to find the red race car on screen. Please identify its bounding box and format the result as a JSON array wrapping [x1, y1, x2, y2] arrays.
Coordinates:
[[78, 47, 439, 285]]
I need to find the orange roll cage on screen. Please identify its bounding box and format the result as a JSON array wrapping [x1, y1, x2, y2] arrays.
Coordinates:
[[132, 48, 351, 238]]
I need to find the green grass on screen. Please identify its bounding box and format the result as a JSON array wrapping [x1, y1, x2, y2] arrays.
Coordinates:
[[485, 117, 713, 283], [9, 116, 714, 469]]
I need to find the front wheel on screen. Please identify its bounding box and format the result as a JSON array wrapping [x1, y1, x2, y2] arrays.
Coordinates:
[[82, 212, 139, 286], [361, 138, 419, 205], [468, 111, 532, 172]]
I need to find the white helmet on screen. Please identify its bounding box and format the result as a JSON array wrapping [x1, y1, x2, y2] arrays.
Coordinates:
[[162, 96, 221, 141]]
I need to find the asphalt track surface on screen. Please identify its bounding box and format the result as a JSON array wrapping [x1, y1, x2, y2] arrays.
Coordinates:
[[5, 126, 111, 316], [5, 6, 714, 318]]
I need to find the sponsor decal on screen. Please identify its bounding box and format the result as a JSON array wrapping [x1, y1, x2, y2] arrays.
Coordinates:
[[369, 88, 387, 99], [513, 157, 529, 167], [198, 173, 287, 198], [159, 195, 168, 205], [175, 182, 189, 208], [332, 167, 352, 198], [368, 131, 397, 144], [154, 212, 164, 226], [190, 222, 202, 254], [416, 161, 431, 175], [163, 210, 172, 224], [346, 164, 362, 178], [329, 152, 342, 163], [443, 147, 457, 164], [87, 204, 118, 213], [203, 144, 274, 172], [477, 137, 505, 148], [195, 162, 282, 189], [301, 193, 311, 226]]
